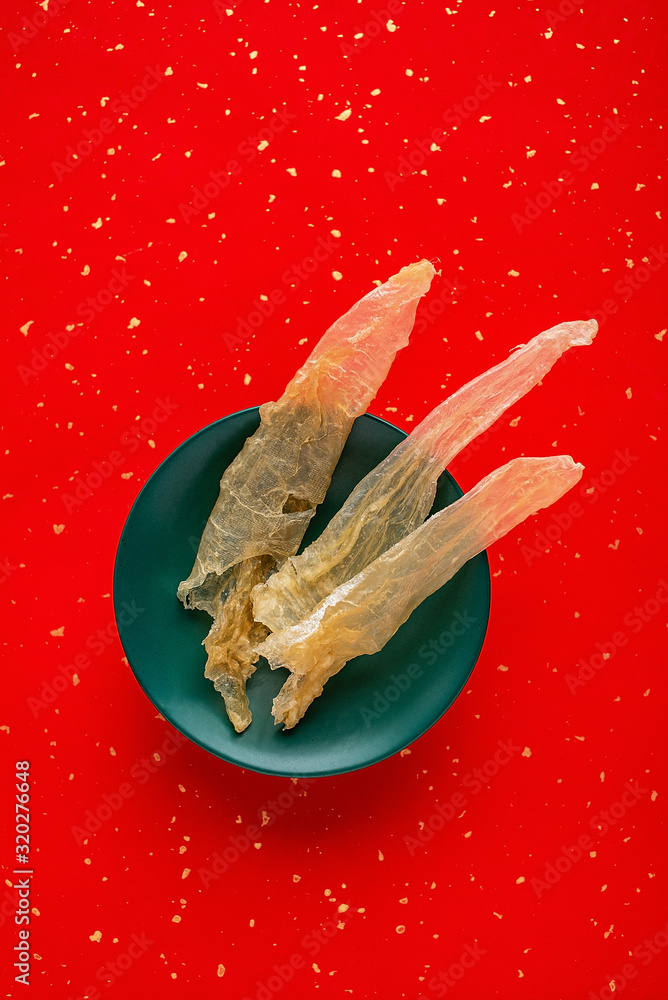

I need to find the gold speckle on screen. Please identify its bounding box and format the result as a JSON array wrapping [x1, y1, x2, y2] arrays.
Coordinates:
[[53, 524, 65, 534], [293, 874, 301, 882], [395, 925, 406, 934], [516, 876, 525, 884], [522, 747, 532, 758], [50, 627, 64, 637], [243, 373, 252, 386], [217, 964, 226, 977], [89, 930, 102, 943], [625, 387, 632, 399], [172, 915, 181, 923], [178, 251, 188, 262], [182, 868, 191, 879], [332, 271, 343, 281]]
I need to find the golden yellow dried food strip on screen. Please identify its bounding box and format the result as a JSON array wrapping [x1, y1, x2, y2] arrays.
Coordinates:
[[177, 259, 436, 730], [252, 319, 597, 636], [256, 456, 584, 730]]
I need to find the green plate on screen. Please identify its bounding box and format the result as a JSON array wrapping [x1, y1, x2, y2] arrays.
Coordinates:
[[113, 408, 491, 777]]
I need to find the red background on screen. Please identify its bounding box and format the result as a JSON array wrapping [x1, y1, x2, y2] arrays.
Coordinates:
[[2, 0, 666, 997]]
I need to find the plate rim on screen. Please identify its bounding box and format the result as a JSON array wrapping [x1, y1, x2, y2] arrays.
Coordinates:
[[113, 407, 491, 778]]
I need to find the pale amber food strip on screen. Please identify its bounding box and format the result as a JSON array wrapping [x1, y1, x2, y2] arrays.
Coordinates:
[[252, 319, 597, 636], [256, 456, 584, 730], [178, 260, 435, 730]]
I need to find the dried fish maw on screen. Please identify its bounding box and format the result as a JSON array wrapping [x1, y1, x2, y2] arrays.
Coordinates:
[[252, 319, 597, 635], [203, 556, 273, 732], [178, 259, 435, 729], [256, 456, 584, 729]]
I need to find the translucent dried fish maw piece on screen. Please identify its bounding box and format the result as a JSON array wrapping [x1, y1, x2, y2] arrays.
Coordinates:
[[178, 259, 435, 615], [252, 319, 597, 635], [178, 259, 435, 730], [203, 556, 273, 733], [256, 456, 584, 729]]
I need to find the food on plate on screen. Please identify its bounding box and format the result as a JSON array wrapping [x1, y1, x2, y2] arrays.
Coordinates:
[[256, 456, 584, 730], [252, 319, 597, 635], [177, 260, 436, 731]]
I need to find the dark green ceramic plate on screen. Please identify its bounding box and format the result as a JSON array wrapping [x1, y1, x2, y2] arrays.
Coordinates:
[[113, 408, 491, 777]]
